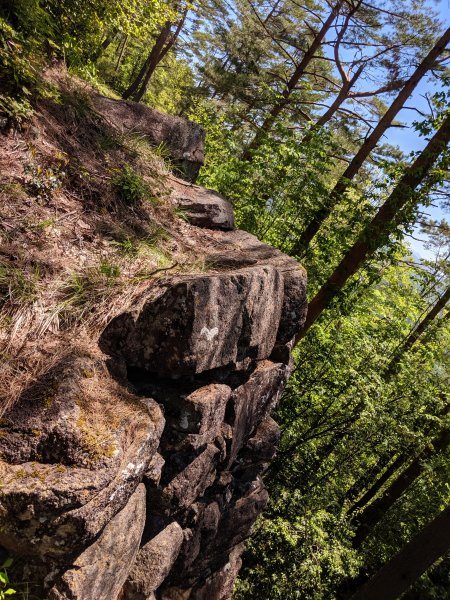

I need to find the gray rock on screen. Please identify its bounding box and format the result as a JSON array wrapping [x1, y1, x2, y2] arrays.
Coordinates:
[[48, 484, 146, 600], [171, 178, 234, 230], [0, 89, 310, 600], [173, 501, 221, 577], [204, 229, 308, 345], [0, 356, 164, 560], [160, 588, 192, 600], [100, 267, 285, 376], [92, 95, 205, 181], [150, 444, 220, 514], [277, 269, 308, 344], [233, 416, 281, 480], [227, 360, 289, 465], [166, 476, 268, 587], [243, 415, 281, 463], [162, 384, 232, 451], [189, 543, 245, 600], [145, 453, 165, 486], [122, 521, 184, 599]]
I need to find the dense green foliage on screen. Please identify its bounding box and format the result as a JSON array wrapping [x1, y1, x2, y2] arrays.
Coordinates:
[[1, 0, 450, 597]]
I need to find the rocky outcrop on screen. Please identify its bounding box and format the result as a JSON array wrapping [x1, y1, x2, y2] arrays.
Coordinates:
[[0, 112, 306, 599], [123, 521, 184, 599], [170, 179, 234, 230], [0, 357, 164, 562], [100, 268, 285, 376], [92, 96, 205, 181]]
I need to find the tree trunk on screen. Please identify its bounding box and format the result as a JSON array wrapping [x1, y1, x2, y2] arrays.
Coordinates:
[[114, 34, 128, 73], [132, 8, 188, 102], [345, 400, 450, 516], [91, 31, 117, 62], [385, 289, 450, 376], [352, 427, 450, 548], [242, 1, 343, 159], [296, 112, 450, 341], [300, 67, 364, 145], [315, 83, 352, 128], [122, 21, 173, 101], [346, 454, 407, 515], [293, 26, 450, 254], [350, 504, 450, 600]]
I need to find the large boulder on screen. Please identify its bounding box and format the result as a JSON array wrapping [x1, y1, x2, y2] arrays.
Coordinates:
[[100, 267, 285, 376], [99, 227, 307, 379], [92, 95, 205, 182], [0, 355, 164, 563], [0, 88, 309, 600]]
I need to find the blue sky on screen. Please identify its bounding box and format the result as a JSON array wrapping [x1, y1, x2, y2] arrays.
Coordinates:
[[383, 0, 450, 257], [318, 0, 449, 258]]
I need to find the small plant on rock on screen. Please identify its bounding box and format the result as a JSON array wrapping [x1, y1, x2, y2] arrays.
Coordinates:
[[0, 558, 16, 598]]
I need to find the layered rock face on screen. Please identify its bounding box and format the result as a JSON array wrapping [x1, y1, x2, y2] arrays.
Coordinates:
[[0, 114, 306, 599]]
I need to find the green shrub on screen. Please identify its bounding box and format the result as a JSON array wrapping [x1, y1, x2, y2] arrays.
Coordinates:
[[0, 94, 33, 127], [0, 17, 42, 97], [112, 164, 150, 205]]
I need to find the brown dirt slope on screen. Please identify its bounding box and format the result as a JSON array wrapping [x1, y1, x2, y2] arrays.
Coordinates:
[[0, 68, 223, 418]]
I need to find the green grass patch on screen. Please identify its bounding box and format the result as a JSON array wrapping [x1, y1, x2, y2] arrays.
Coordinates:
[[112, 164, 154, 206]]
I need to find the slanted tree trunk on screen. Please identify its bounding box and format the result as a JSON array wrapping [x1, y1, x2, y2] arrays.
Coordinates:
[[346, 454, 407, 514], [350, 504, 450, 600], [122, 21, 173, 100], [302, 74, 406, 145], [293, 26, 450, 254], [241, 1, 344, 159], [123, 7, 187, 102], [296, 112, 450, 341], [352, 427, 450, 548], [114, 34, 129, 73], [301, 1, 366, 144], [91, 31, 117, 62], [345, 399, 450, 515], [132, 8, 188, 102], [314, 73, 362, 129], [385, 289, 450, 376]]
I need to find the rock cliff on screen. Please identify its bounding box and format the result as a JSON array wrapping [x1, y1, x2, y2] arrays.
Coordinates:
[[0, 90, 306, 599]]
